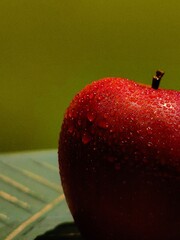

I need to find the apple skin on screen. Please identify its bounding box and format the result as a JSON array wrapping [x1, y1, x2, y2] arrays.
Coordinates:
[[58, 77, 180, 240]]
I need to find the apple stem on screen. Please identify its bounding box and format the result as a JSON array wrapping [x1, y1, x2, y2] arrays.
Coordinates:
[[152, 70, 165, 89]]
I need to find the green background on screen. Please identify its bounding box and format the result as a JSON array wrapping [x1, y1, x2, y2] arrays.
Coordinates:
[[0, 0, 180, 152]]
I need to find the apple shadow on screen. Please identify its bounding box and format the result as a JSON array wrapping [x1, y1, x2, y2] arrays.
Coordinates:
[[34, 222, 83, 240]]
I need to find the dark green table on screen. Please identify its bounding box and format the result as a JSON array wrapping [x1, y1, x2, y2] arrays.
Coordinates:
[[0, 150, 81, 240]]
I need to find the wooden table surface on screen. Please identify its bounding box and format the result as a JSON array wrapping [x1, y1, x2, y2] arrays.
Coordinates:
[[0, 150, 80, 240]]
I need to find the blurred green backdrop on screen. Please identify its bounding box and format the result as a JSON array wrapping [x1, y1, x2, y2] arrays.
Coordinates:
[[0, 0, 180, 152]]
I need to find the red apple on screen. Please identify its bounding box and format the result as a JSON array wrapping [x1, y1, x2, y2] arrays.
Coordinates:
[[58, 72, 180, 240]]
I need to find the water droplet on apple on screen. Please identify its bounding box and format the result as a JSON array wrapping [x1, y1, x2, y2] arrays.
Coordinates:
[[91, 127, 95, 134], [77, 119, 82, 126], [64, 111, 68, 119], [68, 125, 74, 133], [98, 119, 109, 128], [73, 109, 78, 118], [87, 112, 96, 122], [147, 142, 153, 147], [68, 111, 72, 118], [142, 156, 148, 164], [82, 132, 91, 144], [89, 93, 94, 99], [146, 126, 153, 134], [103, 113, 109, 119], [98, 96, 102, 101], [122, 180, 126, 184], [115, 163, 121, 171], [79, 110, 83, 116], [110, 110, 115, 116], [106, 156, 116, 162]]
